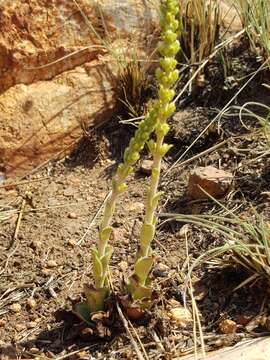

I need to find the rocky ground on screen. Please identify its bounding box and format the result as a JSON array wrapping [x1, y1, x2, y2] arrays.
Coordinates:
[[0, 72, 270, 358]]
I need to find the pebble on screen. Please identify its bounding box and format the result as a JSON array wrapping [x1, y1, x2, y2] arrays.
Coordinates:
[[153, 263, 169, 277], [140, 159, 153, 175], [119, 261, 128, 272], [219, 319, 237, 334], [68, 212, 78, 219], [30, 240, 42, 250], [67, 239, 77, 247], [47, 260, 57, 268], [169, 306, 193, 328], [9, 303, 22, 313], [27, 298, 37, 309]]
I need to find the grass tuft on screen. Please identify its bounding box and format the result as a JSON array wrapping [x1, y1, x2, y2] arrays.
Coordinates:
[[234, 0, 270, 66]]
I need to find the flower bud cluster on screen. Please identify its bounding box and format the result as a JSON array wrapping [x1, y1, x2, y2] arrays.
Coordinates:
[[129, 0, 181, 301]]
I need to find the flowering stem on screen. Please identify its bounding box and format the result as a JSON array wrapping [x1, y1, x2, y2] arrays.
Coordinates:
[[128, 0, 180, 299]]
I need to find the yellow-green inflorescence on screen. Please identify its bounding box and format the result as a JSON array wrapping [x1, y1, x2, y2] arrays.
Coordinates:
[[76, 0, 180, 318], [127, 0, 180, 302]]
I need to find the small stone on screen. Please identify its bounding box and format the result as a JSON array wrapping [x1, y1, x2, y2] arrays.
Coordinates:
[[0, 319, 6, 327], [187, 166, 233, 199], [169, 307, 193, 328], [68, 212, 78, 219], [219, 319, 237, 334], [179, 224, 191, 237], [153, 263, 169, 277], [119, 261, 128, 272], [15, 323, 26, 331], [9, 303, 22, 313], [67, 239, 77, 247], [140, 159, 153, 175], [27, 298, 37, 309], [30, 240, 42, 250], [47, 260, 57, 268]]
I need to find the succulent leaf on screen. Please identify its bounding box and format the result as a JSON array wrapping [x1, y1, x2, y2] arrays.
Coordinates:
[[134, 256, 154, 284]]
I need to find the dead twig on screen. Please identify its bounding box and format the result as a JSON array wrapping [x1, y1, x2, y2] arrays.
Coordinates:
[[116, 301, 146, 360]]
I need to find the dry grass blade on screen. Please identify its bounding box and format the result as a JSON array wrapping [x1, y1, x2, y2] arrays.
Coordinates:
[[221, 101, 270, 142], [184, 229, 206, 359], [116, 301, 147, 360]]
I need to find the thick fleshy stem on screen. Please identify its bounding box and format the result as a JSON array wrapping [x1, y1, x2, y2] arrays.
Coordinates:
[[128, 0, 180, 301]]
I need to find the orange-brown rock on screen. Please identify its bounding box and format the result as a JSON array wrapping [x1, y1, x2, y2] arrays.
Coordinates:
[[0, 0, 242, 178], [0, 0, 159, 177], [187, 166, 233, 199]]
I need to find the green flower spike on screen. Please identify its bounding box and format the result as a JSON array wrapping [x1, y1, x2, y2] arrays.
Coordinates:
[[127, 0, 180, 303]]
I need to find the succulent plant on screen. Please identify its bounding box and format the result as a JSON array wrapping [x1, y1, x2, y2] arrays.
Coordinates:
[[75, 0, 180, 320], [127, 0, 180, 303]]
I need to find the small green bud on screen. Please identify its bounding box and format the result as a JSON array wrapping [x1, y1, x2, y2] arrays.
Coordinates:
[[159, 143, 173, 157], [127, 166, 133, 175], [162, 69, 179, 87], [123, 148, 130, 163], [167, 1, 178, 15], [155, 67, 164, 82], [168, 18, 179, 32], [158, 86, 175, 104], [117, 182, 127, 193], [165, 41, 180, 57], [163, 102, 176, 118], [117, 163, 124, 175], [159, 57, 177, 73], [127, 151, 140, 164], [162, 29, 177, 43], [156, 122, 170, 136], [164, 12, 174, 26], [139, 131, 149, 142], [147, 139, 156, 155]]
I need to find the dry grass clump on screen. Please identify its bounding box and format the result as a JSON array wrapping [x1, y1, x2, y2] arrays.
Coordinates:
[[234, 0, 270, 65], [161, 207, 270, 288], [177, 0, 220, 86]]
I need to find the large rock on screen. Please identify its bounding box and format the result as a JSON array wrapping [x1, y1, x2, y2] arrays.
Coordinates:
[[0, 0, 159, 177], [0, 0, 241, 178]]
